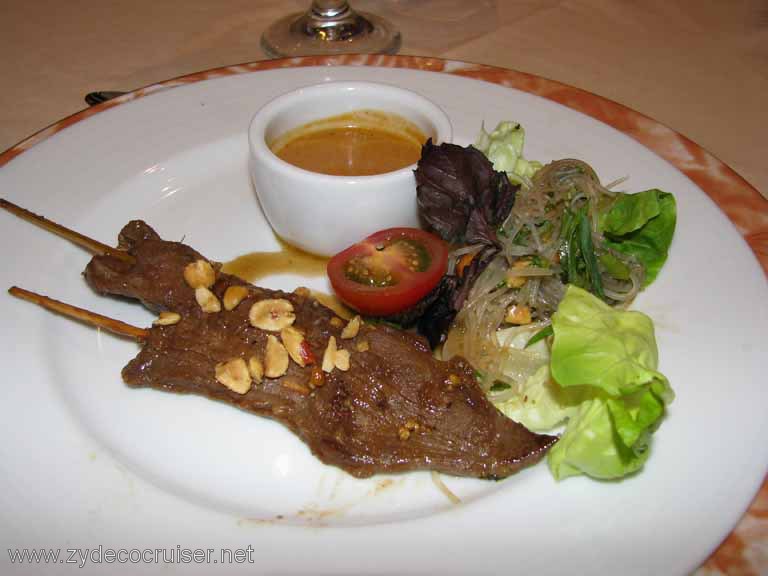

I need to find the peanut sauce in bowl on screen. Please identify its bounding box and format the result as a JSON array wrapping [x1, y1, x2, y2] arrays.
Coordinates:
[[270, 110, 427, 177]]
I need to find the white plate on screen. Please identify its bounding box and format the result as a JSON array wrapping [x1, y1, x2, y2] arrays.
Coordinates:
[[1, 64, 766, 575]]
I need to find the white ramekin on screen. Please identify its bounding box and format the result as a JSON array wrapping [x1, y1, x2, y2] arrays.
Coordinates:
[[248, 81, 452, 256]]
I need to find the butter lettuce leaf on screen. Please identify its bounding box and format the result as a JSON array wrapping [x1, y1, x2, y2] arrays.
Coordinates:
[[548, 397, 651, 480], [475, 121, 542, 185], [550, 285, 672, 400], [495, 365, 582, 432], [600, 189, 676, 286], [601, 189, 662, 235], [544, 285, 673, 480]]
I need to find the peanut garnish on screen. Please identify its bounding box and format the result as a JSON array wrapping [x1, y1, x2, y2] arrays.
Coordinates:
[[280, 326, 314, 367], [281, 377, 310, 396], [505, 258, 531, 289], [183, 259, 216, 289], [329, 317, 344, 328], [405, 419, 420, 432], [505, 304, 532, 325], [223, 285, 248, 311], [248, 356, 263, 384], [293, 286, 311, 298], [321, 336, 350, 373], [340, 315, 361, 339], [321, 338, 337, 372], [214, 358, 251, 394], [398, 420, 420, 441], [264, 334, 289, 378], [309, 366, 325, 388], [505, 275, 527, 289], [249, 298, 295, 331], [355, 339, 370, 352], [195, 286, 221, 313], [334, 349, 350, 371], [153, 311, 181, 326]]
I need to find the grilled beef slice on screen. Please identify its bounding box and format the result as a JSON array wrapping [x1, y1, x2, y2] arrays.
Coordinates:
[[84, 221, 556, 479]]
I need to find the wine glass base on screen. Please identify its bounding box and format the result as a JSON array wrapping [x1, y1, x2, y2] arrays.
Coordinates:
[[261, 11, 401, 58]]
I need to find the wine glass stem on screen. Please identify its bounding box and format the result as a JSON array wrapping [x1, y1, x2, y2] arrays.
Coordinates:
[[312, 1, 351, 19], [305, 0, 362, 34], [298, 1, 371, 41], [260, 0, 401, 57]]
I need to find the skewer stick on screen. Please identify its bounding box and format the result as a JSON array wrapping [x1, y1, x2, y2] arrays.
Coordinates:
[[8, 286, 149, 341], [0, 198, 134, 263]]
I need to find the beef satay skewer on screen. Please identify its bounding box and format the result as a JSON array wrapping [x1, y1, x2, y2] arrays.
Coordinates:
[[8, 286, 148, 341], [0, 199, 134, 264]]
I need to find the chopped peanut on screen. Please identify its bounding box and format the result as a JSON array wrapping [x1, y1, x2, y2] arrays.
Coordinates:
[[247, 356, 264, 384], [341, 315, 362, 339], [329, 317, 344, 328], [292, 286, 311, 298], [505, 259, 531, 289], [264, 334, 289, 378], [153, 311, 181, 326], [195, 286, 221, 313], [249, 299, 295, 331], [215, 358, 251, 394], [398, 420, 421, 440], [505, 304, 532, 325], [281, 377, 310, 396], [322, 336, 337, 372], [334, 348, 350, 371], [309, 366, 325, 388], [355, 339, 370, 352], [223, 285, 249, 311], [183, 259, 216, 289], [322, 336, 351, 373], [280, 326, 314, 367], [505, 274, 527, 289]]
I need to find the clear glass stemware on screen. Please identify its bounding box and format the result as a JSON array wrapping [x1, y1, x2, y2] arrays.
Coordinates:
[[261, 1, 401, 58]]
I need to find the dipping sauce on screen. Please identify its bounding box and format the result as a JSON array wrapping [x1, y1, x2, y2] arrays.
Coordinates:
[[222, 238, 353, 320], [222, 237, 328, 282], [270, 110, 428, 176]]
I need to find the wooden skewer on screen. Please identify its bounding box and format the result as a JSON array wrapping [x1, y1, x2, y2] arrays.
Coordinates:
[[0, 198, 134, 263], [8, 286, 149, 341]]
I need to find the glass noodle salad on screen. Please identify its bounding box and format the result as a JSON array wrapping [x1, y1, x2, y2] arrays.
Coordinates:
[[415, 121, 677, 480]]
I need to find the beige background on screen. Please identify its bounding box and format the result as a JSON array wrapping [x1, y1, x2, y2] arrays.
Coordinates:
[[1, 1, 766, 199]]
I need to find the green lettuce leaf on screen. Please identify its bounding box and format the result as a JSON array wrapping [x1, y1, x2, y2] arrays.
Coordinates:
[[545, 285, 673, 480], [475, 121, 542, 185], [607, 388, 664, 449], [549, 285, 672, 400], [601, 189, 662, 235], [600, 189, 676, 286], [547, 396, 651, 480], [495, 365, 582, 432]]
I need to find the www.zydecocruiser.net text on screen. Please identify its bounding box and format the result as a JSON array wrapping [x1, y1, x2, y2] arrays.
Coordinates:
[[8, 545, 256, 568]]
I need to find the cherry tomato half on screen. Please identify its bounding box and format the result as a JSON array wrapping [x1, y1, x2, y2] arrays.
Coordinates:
[[327, 228, 448, 317]]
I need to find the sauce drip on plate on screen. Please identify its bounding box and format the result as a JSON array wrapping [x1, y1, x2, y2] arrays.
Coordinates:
[[222, 239, 353, 319], [222, 237, 327, 282]]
